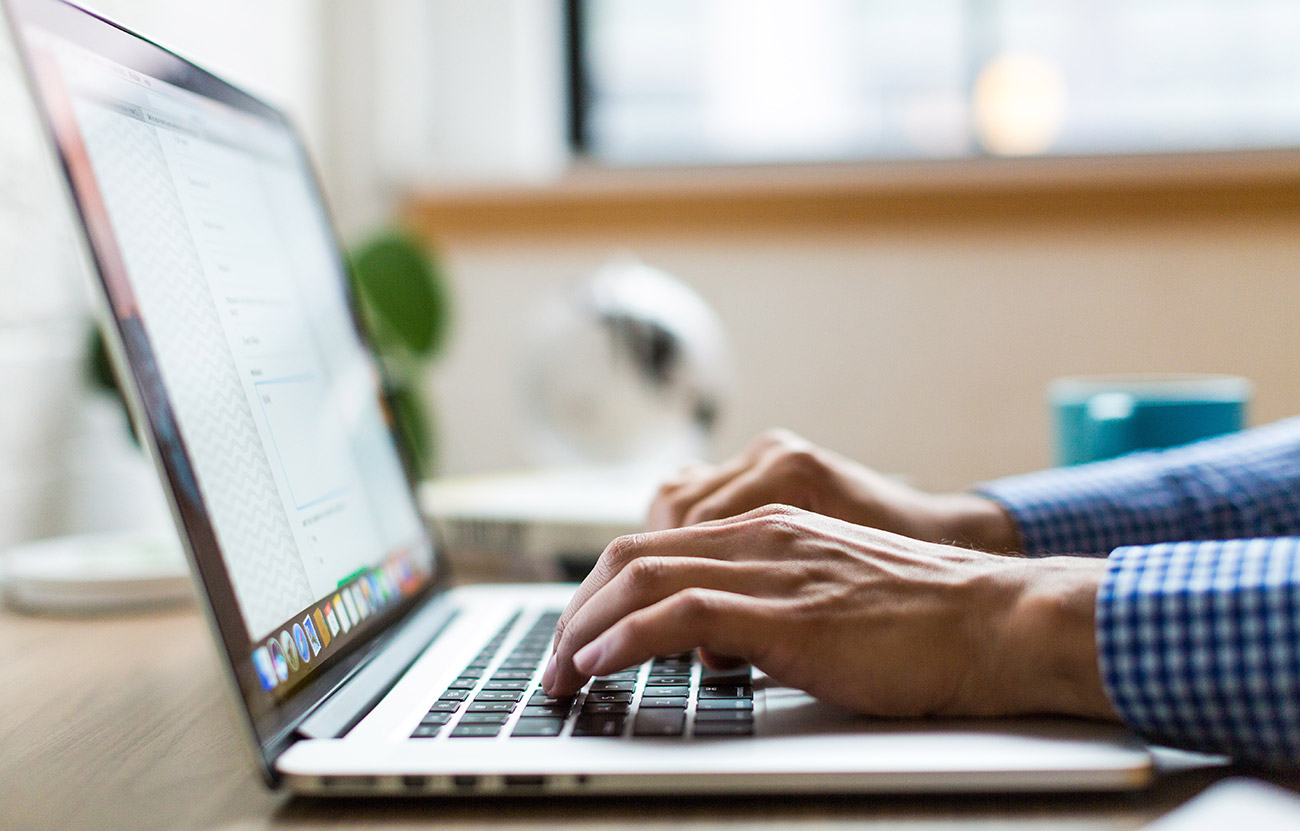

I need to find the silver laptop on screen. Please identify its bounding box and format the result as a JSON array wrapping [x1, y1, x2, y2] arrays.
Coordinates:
[[5, 0, 1153, 796]]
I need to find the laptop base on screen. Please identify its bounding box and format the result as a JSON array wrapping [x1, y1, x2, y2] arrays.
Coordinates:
[[276, 584, 1153, 797]]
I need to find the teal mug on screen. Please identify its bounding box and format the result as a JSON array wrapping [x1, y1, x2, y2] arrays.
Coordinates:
[[1050, 375, 1250, 466]]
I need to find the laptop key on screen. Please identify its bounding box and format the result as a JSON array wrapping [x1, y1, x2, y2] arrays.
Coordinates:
[[438, 689, 470, 701], [511, 717, 565, 737], [466, 701, 516, 713], [528, 692, 575, 707], [693, 709, 754, 722], [458, 712, 511, 725], [450, 723, 502, 738], [474, 690, 524, 702], [420, 711, 453, 726], [639, 697, 690, 709], [481, 679, 531, 690], [427, 700, 462, 712], [648, 666, 690, 675], [696, 698, 753, 710], [444, 677, 478, 690], [699, 685, 752, 699], [490, 669, 536, 680], [580, 701, 629, 715], [642, 686, 689, 698], [588, 680, 636, 692], [693, 720, 754, 737], [411, 724, 443, 738], [522, 704, 573, 718], [585, 691, 632, 704], [633, 709, 686, 737], [700, 671, 751, 685], [572, 715, 626, 737]]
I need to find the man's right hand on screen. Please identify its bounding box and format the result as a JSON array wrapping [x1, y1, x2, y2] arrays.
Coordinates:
[[647, 429, 1022, 553], [544, 505, 1115, 722]]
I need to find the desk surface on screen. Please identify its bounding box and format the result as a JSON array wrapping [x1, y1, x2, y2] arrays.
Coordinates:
[[0, 601, 1294, 831]]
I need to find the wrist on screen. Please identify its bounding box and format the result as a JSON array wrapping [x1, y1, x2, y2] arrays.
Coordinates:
[[927, 492, 1022, 554], [988, 557, 1118, 719]]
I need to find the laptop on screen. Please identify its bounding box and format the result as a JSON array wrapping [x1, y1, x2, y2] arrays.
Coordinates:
[[5, 0, 1154, 796]]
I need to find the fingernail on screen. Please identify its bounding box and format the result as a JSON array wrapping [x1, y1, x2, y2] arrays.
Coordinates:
[[573, 640, 604, 675], [541, 655, 557, 690]]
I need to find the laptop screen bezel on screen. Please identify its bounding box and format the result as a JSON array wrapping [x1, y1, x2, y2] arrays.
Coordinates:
[[4, 0, 452, 780]]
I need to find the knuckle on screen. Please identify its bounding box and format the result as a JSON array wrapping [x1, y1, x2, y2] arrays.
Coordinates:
[[653, 482, 677, 501], [671, 587, 717, 626], [623, 555, 667, 589], [654, 479, 688, 501], [748, 507, 808, 543], [602, 533, 649, 568], [757, 427, 798, 448], [756, 502, 802, 520], [773, 447, 823, 478], [682, 503, 719, 526], [554, 625, 576, 657]]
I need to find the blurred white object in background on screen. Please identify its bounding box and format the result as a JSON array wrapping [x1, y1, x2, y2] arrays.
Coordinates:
[[522, 258, 733, 468], [0, 325, 82, 554], [422, 466, 655, 582], [3, 530, 189, 614], [0, 325, 173, 577]]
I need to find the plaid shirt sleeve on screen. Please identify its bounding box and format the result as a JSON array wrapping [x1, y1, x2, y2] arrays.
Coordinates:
[[975, 418, 1300, 766], [1098, 538, 1300, 766], [976, 416, 1300, 556]]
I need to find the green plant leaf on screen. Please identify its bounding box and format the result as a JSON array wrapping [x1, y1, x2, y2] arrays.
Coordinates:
[[349, 231, 450, 360], [87, 327, 119, 392]]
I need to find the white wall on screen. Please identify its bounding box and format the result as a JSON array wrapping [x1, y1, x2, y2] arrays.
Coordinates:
[[426, 212, 1300, 491]]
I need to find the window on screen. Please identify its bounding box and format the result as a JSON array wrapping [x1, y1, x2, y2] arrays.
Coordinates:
[[570, 0, 1300, 165]]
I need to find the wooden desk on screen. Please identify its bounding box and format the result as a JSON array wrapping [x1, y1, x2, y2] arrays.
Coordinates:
[[0, 603, 1293, 831]]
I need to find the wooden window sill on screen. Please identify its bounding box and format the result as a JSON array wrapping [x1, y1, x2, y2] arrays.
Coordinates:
[[402, 150, 1300, 242]]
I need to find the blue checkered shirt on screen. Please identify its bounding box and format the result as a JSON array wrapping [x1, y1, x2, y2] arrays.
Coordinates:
[[978, 417, 1300, 766]]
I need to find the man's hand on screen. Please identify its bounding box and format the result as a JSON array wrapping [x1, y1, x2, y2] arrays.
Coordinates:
[[543, 505, 1117, 721], [647, 429, 1022, 554]]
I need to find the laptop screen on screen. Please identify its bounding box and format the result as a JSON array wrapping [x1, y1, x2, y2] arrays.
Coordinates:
[[8, 0, 441, 756]]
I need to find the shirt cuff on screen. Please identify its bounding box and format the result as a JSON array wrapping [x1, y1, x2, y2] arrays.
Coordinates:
[[975, 452, 1186, 556], [1095, 538, 1300, 766]]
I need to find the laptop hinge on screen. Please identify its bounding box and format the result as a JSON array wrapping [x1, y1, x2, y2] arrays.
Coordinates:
[[295, 595, 460, 740]]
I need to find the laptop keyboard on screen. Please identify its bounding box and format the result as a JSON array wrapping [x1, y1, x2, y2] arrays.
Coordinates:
[[410, 610, 754, 740]]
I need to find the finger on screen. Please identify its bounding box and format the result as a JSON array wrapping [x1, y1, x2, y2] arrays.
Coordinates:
[[681, 464, 792, 526], [698, 648, 747, 670], [645, 433, 785, 531], [551, 505, 805, 658], [646, 459, 752, 531], [572, 588, 779, 679], [547, 556, 796, 695]]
